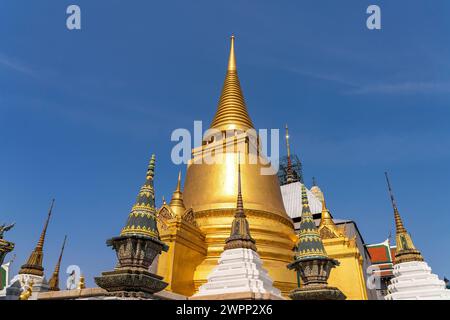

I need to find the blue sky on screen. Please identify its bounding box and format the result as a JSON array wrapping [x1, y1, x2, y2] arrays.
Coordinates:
[[1, 1, 449, 287]]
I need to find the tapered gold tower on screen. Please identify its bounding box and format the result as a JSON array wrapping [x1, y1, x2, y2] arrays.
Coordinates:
[[19, 199, 54, 277], [48, 235, 67, 291], [384, 172, 423, 264], [180, 36, 297, 295]]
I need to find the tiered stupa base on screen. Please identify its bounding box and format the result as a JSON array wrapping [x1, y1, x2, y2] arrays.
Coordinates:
[[95, 269, 168, 297], [192, 248, 283, 300], [289, 286, 346, 300], [385, 261, 450, 300]]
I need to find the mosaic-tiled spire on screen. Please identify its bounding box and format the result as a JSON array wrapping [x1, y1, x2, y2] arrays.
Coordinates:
[[224, 157, 257, 251], [295, 185, 327, 260], [19, 199, 54, 276], [48, 235, 67, 291], [120, 154, 159, 240], [384, 172, 423, 264]]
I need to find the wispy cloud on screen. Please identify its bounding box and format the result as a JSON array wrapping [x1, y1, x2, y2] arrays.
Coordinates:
[[347, 82, 450, 95], [0, 53, 35, 76]]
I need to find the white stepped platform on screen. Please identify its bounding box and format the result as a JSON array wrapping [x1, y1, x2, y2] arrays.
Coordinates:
[[193, 248, 282, 298], [385, 261, 450, 300]]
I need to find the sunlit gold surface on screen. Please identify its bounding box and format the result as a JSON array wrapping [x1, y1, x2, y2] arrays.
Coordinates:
[[210, 36, 254, 131], [160, 36, 298, 296], [323, 234, 368, 300]]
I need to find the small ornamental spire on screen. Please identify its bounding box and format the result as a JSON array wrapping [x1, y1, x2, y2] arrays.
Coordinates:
[[285, 124, 295, 184], [384, 172, 423, 264], [385, 172, 406, 234], [319, 197, 342, 239], [210, 36, 254, 131], [19, 199, 55, 276], [169, 171, 186, 217], [48, 235, 67, 291], [295, 185, 327, 260], [228, 35, 237, 71], [312, 177, 317, 187], [120, 154, 160, 240], [224, 154, 257, 251]]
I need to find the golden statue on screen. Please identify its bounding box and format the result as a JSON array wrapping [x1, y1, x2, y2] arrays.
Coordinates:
[[19, 280, 34, 300]]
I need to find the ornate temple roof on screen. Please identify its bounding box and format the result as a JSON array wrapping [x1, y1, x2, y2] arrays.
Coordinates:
[[120, 154, 160, 240], [210, 36, 254, 131], [384, 172, 423, 264], [366, 239, 396, 265], [19, 199, 54, 277], [224, 159, 257, 251], [294, 184, 328, 261]]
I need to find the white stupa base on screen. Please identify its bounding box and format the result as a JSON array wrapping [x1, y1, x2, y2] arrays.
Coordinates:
[[385, 261, 450, 300], [192, 248, 282, 299]]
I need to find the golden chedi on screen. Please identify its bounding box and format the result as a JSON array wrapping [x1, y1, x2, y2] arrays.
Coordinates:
[[160, 36, 298, 296]]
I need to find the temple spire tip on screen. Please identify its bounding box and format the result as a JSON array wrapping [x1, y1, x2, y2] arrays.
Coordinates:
[[228, 35, 236, 71]]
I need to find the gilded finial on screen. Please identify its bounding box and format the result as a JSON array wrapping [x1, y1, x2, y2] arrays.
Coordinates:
[[210, 36, 254, 131], [228, 35, 236, 71], [319, 197, 342, 239], [169, 171, 186, 217], [162, 196, 166, 205], [37, 199, 54, 249], [19, 199, 55, 276], [176, 171, 182, 192], [48, 235, 67, 291], [384, 172, 406, 234], [384, 172, 423, 264]]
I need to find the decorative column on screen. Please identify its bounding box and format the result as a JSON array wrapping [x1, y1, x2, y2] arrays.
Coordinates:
[[95, 154, 169, 299], [287, 185, 345, 300]]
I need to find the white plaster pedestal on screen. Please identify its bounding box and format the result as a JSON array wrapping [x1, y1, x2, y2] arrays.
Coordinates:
[[385, 261, 450, 300], [192, 248, 282, 299]]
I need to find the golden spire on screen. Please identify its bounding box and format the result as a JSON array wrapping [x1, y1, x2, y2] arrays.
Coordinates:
[[319, 198, 342, 239], [169, 171, 186, 217], [224, 154, 257, 251], [19, 199, 55, 276], [384, 172, 423, 264], [385, 172, 407, 234], [48, 235, 67, 291], [210, 36, 254, 131], [228, 35, 237, 71]]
